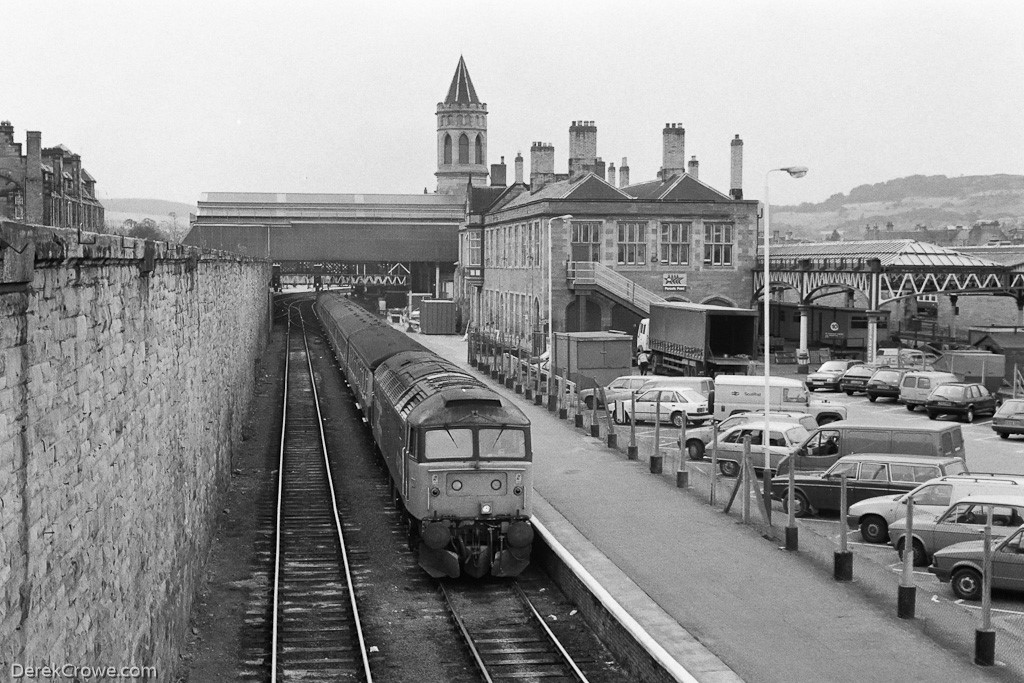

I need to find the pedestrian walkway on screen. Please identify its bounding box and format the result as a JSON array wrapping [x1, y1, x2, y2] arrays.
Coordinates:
[[414, 333, 1013, 683]]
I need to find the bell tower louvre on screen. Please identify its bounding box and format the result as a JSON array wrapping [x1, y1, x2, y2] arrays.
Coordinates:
[[435, 56, 488, 195]]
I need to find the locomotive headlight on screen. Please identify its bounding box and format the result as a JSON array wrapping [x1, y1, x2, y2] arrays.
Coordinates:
[[480, 503, 492, 515], [490, 479, 502, 491], [513, 486, 523, 496], [451, 479, 463, 491], [430, 487, 441, 497]]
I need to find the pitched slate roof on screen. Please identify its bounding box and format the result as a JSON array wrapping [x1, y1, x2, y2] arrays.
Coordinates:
[[623, 173, 733, 202], [499, 172, 631, 210], [444, 56, 480, 105]]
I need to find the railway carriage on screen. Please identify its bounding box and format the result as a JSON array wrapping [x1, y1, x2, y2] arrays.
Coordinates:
[[315, 293, 534, 578]]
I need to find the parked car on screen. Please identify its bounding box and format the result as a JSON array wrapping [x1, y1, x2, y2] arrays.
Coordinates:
[[839, 364, 883, 396], [876, 347, 933, 368], [899, 371, 959, 412], [714, 421, 811, 478], [888, 494, 1024, 566], [776, 420, 966, 475], [925, 382, 998, 423], [619, 387, 710, 427], [578, 375, 649, 410], [681, 411, 818, 460], [848, 473, 1024, 543], [865, 368, 909, 402], [991, 399, 1024, 439], [770, 454, 968, 519], [805, 359, 863, 392], [929, 524, 1024, 600]]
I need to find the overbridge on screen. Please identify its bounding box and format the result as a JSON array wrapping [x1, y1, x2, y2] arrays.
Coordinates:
[[755, 239, 1024, 362], [183, 192, 464, 295]]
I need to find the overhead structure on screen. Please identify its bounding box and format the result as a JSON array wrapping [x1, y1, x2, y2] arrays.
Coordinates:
[[754, 239, 1021, 362]]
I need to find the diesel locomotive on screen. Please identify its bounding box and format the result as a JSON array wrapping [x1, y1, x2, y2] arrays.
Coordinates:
[[315, 293, 534, 578]]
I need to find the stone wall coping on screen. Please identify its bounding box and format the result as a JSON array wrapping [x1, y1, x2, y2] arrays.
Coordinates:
[[1, 219, 268, 269]]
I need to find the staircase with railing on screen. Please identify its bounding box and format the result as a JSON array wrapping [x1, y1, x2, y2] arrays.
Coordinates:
[[566, 261, 666, 316]]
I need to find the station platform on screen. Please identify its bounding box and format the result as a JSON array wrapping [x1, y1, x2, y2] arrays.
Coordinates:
[[412, 333, 1011, 683]]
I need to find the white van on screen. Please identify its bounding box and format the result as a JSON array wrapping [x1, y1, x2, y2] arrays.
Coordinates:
[[876, 347, 929, 368], [848, 473, 1024, 543], [899, 371, 959, 411], [712, 375, 847, 426]]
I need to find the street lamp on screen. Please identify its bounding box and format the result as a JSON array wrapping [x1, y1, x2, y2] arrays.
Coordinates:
[[764, 166, 807, 551], [548, 214, 573, 397]]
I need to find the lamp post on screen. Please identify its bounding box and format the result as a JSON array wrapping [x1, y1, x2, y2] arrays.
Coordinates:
[[764, 166, 807, 550], [547, 214, 574, 370]]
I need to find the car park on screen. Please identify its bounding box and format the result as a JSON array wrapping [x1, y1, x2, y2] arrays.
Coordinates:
[[865, 367, 908, 402], [578, 375, 649, 409], [619, 387, 710, 427], [681, 411, 819, 460], [714, 421, 811, 478], [899, 371, 959, 412], [776, 421, 966, 474], [888, 494, 1024, 566], [839, 364, 882, 396], [929, 523, 1024, 600], [925, 382, 998, 423], [770, 454, 967, 519], [992, 399, 1024, 439], [805, 359, 863, 392], [847, 473, 1024, 543]]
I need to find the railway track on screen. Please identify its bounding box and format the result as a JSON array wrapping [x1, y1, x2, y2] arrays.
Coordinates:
[[269, 306, 373, 681], [440, 580, 590, 683]]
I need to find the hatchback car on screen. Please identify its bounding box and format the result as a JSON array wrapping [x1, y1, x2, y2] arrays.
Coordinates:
[[714, 422, 811, 478], [806, 360, 863, 392], [620, 387, 710, 427], [929, 524, 1024, 600], [888, 494, 1024, 566], [770, 454, 967, 519], [925, 382, 998, 423], [681, 411, 818, 460], [865, 368, 908, 402], [839, 364, 884, 396], [578, 375, 649, 410], [991, 399, 1024, 439]]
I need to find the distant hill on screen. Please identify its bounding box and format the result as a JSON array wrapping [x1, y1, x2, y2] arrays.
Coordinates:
[[102, 198, 198, 242], [771, 174, 1024, 241]]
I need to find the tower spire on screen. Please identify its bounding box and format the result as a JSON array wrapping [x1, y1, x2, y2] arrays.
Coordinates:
[[445, 55, 480, 105]]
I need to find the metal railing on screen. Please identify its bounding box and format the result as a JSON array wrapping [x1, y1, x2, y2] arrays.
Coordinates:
[[566, 261, 666, 315]]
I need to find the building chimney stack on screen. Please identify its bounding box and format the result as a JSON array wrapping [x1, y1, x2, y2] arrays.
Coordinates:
[[568, 120, 597, 179], [729, 134, 744, 199], [687, 155, 699, 179], [607, 162, 616, 187], [514, 152, 524, 184], [618, 157, 630, 188], [661, 123, 686, 180], [490, 156, 507, 187], [25, 131, 43, 223], [530, 142, 556, 191]]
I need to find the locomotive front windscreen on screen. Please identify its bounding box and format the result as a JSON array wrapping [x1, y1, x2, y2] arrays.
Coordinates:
[[425, 429, 474, 460], [479, 429, 527, 459], [423, 428, 528, 460]]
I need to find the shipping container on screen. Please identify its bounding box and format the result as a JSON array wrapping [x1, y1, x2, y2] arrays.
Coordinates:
[[553, 331, 633, 390], [419, 299, 459, 335]]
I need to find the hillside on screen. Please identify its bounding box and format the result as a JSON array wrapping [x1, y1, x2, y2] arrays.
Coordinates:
[[102, 198, 198, 242], [771, 174, 1024, 241]]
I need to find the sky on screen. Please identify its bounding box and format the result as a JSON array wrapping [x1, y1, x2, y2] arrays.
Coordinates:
[[6, 1, 1023, 207]]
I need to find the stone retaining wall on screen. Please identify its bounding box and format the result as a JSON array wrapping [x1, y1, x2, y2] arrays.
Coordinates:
[[0, 220, 271, 675]]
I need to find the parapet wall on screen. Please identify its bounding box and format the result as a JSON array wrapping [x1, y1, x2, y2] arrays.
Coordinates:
[[0, 220, 271, 674]]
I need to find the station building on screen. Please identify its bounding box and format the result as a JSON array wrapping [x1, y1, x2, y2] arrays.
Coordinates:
[[0, 120, 104, 230]]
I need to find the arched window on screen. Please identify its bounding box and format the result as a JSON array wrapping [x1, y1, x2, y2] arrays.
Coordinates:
[[443, 134, 452, 165], [458, 134, 469, 164], [475, 135, 483, 164]]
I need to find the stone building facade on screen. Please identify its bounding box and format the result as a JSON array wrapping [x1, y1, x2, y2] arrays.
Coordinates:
[[457, 121, 758, 351], [0, 120, 104, 230]]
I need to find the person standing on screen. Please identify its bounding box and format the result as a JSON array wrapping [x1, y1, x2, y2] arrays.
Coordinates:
[[637, 348, 651, 375]]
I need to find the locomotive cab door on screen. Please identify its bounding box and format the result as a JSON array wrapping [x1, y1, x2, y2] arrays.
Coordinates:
[[403, 427, 415, 498]]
